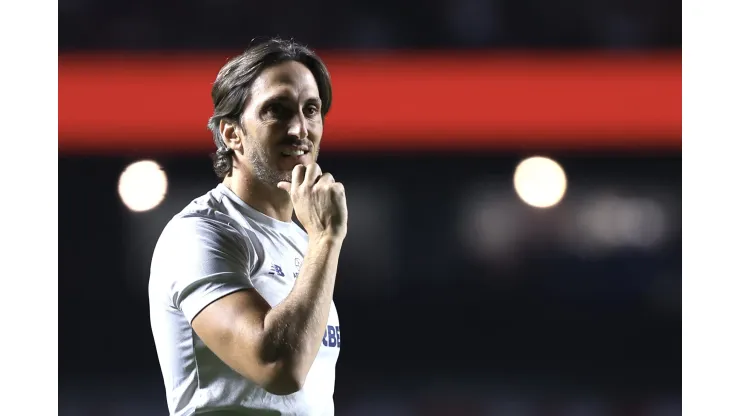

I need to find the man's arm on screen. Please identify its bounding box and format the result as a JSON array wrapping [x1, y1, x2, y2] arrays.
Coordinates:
[[192, 163, 347, 396], [191, 235, 342, 395]]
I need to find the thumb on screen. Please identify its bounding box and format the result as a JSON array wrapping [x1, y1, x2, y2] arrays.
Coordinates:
[[277, 181, 291, 193]]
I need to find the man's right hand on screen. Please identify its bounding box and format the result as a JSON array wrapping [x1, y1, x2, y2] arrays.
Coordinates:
[[277, 163, 348, 241]]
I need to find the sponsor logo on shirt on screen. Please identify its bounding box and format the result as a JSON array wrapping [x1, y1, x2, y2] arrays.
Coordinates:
[[268, 264, 285, 277], [294, 258, 303, 279], [322, 325, 341, 348]]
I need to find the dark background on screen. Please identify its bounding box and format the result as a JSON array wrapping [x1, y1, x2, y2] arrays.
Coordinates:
[[59, 1, 681, 415]]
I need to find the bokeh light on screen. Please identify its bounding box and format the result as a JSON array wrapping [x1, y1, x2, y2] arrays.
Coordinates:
[[118, 160, 168, 212], [513, 156, 568, 208]]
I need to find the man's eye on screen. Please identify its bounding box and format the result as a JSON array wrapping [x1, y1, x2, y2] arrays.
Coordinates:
[[305, 105, 320, 116], [267, 104, 286, 117]]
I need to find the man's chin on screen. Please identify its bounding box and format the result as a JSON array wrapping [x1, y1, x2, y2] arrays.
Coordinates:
[[276, 154, 313, 172], [277, 172, 292, 184]]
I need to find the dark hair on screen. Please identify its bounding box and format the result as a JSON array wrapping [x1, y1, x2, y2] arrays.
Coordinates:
[[207, 38, 333, 178]]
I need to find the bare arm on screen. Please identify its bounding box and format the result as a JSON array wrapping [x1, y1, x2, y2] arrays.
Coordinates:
[[191, 163, 347, 395], [262, 235, 342, 384], [191, 235, 342, 395]]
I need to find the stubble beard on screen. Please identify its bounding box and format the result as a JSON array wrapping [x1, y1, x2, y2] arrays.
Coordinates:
[[248, 145, 320, 187], [248, 147, 290, 186]]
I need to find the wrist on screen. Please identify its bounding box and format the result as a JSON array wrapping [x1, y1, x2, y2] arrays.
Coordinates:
[[310, 231, 345, 247]]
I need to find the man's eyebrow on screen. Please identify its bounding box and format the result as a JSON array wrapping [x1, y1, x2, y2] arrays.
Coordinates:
[[261, 93, 321, 105]]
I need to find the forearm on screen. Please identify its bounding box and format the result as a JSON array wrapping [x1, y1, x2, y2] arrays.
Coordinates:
[[262, 235, 342, 382]]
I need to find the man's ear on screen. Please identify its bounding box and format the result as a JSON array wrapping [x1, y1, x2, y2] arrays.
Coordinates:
[[219, 119, 243, 152]]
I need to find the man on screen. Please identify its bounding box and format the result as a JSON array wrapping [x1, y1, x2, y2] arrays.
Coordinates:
[[149, 38, 347, 416]]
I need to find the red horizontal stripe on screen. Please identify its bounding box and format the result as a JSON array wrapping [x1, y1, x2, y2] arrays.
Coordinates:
[[58, 52, 681, 153]]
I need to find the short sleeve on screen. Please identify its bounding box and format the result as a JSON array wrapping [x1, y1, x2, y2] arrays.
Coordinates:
[[151, 216, 254, 323]]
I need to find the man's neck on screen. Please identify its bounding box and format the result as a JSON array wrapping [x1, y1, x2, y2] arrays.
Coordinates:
[[222, 173, 294, 223]]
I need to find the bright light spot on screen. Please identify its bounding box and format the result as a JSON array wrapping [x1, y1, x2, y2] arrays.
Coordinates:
[[513, 156, 568, 208], [579, 195, 667, 249], [118, 160, 168, 212]]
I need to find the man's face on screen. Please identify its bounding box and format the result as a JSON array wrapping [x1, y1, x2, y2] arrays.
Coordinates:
[[235, 60, 323, 185]]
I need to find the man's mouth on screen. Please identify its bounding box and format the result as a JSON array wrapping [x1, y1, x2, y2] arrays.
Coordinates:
[[279, 143, 310, 157], [280, 148, 307, 157]]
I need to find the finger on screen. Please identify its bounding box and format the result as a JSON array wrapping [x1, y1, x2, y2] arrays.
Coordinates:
[[330, 182, 347, 206], [277, 181, 291, 192], [316, 172, 335, 185], [291, 164, 307, 189], [332, 182, 345, 196], [303, 163, 323, 187]]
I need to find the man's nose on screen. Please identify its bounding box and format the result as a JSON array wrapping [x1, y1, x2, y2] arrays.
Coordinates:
[[287, 113, 308, 140]]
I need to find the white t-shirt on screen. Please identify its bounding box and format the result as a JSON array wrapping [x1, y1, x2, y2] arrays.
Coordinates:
[[149, 184, 341, 416]]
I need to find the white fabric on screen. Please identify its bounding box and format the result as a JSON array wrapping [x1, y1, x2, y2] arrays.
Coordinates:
[[149, 184, 340, 416]]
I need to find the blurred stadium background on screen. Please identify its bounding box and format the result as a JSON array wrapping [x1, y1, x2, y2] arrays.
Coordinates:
[[59, 1, 681, 415]]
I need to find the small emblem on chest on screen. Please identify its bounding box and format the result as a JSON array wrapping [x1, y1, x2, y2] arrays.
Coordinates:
[[268, 264, 285, 277]]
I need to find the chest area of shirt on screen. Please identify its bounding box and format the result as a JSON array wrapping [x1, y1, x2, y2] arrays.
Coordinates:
[[250, 239, 305, 295], [249, 242, 340, 331], [250, 244, 341, 354]]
